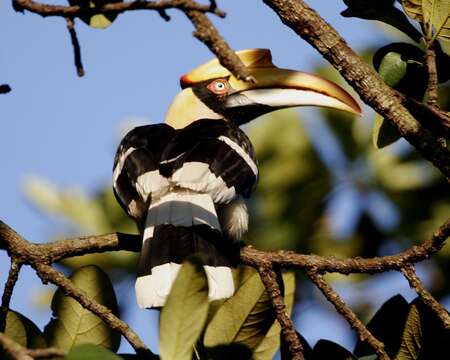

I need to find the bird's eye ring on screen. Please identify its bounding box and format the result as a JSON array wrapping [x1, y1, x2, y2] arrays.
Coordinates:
[[207, 79, 229, 94]]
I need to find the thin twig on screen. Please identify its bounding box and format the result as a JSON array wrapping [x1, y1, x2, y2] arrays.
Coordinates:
[[26, 347, 66, 359], [32, 263, 156, 359], [65, 18, 84, 77], [307, 271, 389, 360], [425, 44, 439, 108], [401, 264, 450, 329], [257, 265, 304, 360], [12, 0, 226, 18], [0, 260, 22, 331]]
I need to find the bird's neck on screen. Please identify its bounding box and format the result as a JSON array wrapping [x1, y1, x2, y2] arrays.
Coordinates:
[[164, 88, 222, 129]]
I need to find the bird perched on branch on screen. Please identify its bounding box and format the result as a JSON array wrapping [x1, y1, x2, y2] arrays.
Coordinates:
[[112, 49, 361, 309]]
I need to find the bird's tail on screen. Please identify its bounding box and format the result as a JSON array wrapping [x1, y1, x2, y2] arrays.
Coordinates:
[[135, 189, 235, 308]]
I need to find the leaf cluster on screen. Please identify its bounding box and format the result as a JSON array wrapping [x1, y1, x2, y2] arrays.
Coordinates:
[[1, 259, 296, 360], [342, 0, 450, 147]]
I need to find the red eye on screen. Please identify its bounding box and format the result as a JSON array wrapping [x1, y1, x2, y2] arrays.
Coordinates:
[[207, 79, 229, 95]]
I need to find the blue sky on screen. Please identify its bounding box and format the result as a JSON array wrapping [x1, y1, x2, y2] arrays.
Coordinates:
[[0, 0, 410, 355]]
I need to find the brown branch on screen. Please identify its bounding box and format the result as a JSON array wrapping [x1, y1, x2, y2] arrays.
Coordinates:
[[65, 18, 84, 77], [396, 92, 450, 138], [262, 0, 450, 179], [0, 218, 449, 357], [0, 332, 65, 360], [184, 8, 253, 81], [2, 217, 449, 275], [33, 263, 156, 359], [401, 264, 450, 329], [0, 260, 22, 331], [425, 44, 439, 108], [257, 265, 304, 360], [307, 271, 388, 360], [12, 0, 226, 18], [25, 347, 66, 359]]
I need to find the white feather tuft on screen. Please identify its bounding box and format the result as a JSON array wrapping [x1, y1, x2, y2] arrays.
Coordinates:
[[219, 197, 249, 241]]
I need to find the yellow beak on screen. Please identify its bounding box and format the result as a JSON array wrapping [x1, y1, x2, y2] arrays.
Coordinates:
[[226, 67, 361, 115], [180, 49, 361, 116]]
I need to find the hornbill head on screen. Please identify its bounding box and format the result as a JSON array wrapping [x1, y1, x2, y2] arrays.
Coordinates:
[[165, 49, 361, 129]]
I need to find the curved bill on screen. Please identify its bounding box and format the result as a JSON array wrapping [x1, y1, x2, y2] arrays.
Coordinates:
[[226, 67, 361, 115]]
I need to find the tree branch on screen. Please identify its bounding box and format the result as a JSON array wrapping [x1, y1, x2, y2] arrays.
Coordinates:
[[184, 9, 253, 82], [0, 332, 65, 360], [257, 265, 304, 360], [12, 0, 226, 18], [307, 271, 388, 359], [0, 260, 22, 331], [65, 18, 84, 77], [262, 0, 450, 179], [1, 217, 449, 358], [424, 44, 439, 108], [401, 264, 450, 329]]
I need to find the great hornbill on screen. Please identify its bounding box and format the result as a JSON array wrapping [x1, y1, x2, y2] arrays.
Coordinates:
[[112, 49, 361, 309]]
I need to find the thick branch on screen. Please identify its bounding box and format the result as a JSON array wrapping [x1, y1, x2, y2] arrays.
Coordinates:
[[262, 0, 450, 179], [307, 272, 388, 360], [12, 0, 226, 18], [257, 265, 304, 360], [401, 264, 450, 329], [2, 218, 449, 275]]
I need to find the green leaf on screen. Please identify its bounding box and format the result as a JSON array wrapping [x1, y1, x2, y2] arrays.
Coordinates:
[[402, 0, 424, 22], [379, 52, 408, 87], [3, 311, 27, 347], [342, 0, 422, 41], [395, 297, 450, 359], [0, 310, 47, 359], [65, 343, 122, 360], [159, 257, 209, 360], [373, 115, 401, 148], [44, 265, 121, 352], [354, 295, 409, 358], [204, 267, 276, 353], [16, 312, 47, 349], [253, 272, 296, 360], [402, 0, 450, 53], [396, 300, 423, 359], [67, 0, 123, 29], [313, 339, 357, 359], [358, 356, 378, 360]]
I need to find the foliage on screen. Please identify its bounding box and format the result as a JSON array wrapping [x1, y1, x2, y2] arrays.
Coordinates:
[[3, 0, 450, 359], [44, 265, 121, 352]]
